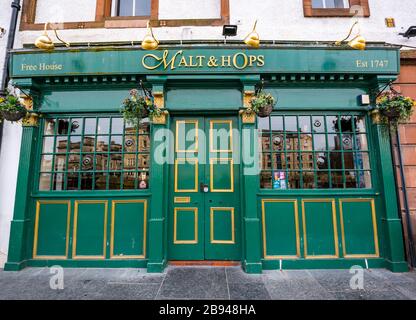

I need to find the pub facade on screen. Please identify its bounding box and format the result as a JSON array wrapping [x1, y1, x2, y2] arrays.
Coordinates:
[[3, 44, 408, 273]]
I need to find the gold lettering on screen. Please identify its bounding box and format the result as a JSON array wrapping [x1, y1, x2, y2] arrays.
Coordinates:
[[142, 50, 183, 70], [249, 55, 257, 67], [188, 56, 199, 67], [179, 56, 189, 67], [196, 56, 205, 67], [221, 56, 231, 67], [257, 55, 265, 67], [232, 52, 248, 70]]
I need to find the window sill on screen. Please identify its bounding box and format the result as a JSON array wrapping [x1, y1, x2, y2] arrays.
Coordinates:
[[257, 189, 378, 196]]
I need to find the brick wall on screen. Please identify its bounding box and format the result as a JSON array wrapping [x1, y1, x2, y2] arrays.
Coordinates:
[[393, 51, 416, 264]]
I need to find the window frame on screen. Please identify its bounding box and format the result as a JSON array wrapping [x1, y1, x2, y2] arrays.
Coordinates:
[[35, 115, 151, 193], [257, 112, 375, 191], [303, 0, 370, 17], [20, 0, 230, 30]]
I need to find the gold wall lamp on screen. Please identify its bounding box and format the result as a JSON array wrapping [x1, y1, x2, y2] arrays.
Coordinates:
[[244, 20, 260, 48], [141, 21, 159, 50], [35, 22, 70, 50], [335, 21, 366, 51]]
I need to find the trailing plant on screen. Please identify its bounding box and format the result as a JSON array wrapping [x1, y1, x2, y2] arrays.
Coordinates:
[[249, 90, 276, 117], [0, 91, 27, 122], [376, 91, 415, 130], [121, 89, 162, 127]]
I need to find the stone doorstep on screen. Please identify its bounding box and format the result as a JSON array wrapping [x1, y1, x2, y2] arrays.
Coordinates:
[[169, 261, 241, 267]]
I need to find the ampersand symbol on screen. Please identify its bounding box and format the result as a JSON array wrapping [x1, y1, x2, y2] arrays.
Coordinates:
[[207, 56, 219, 67]]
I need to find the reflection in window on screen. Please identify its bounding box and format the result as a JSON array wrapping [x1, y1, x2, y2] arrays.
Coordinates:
[[116, 0, 151, 17], [39, 116, 150, 191], [312, 0, 349, 8], [259, 114, 372, 190]]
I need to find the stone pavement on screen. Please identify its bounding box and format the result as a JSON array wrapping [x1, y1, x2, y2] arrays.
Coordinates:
[[0, 266, 416, 300]]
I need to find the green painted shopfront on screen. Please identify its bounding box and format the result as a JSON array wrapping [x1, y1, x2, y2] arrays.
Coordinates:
[[4, 43, 408, 273]]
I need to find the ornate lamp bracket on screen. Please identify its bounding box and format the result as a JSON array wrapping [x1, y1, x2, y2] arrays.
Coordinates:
[[240, 90, 256, 124]]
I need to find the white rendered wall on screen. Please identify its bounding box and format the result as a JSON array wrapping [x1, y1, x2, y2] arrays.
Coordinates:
[[17, 0, 416, 48], [159, 0, 221, 20], [0, 1, 22, 269], [35, 0, 96, 23]]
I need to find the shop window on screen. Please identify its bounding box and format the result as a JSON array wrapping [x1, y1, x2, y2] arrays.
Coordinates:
[[259, 113, 372, 190], [115, 0, 152, 17], [38, 116, 150, 191]]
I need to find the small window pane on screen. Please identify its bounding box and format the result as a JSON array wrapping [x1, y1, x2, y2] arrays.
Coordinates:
[[70, 118, 83, 135], [135, 0, 151, 16], [97, 118, 110, 134], [260, 171, 271, 189], [356, 116, 367, 133], [331, 171, 344, 188], [44, 119, 55, 135], [258, 117, 269, 131], [355, 152, 371, 170], [313, 134, 326, 151], [52, 173, 65, 191], [96, 153, 108, 171], [303, 171, 315, 189], [123, 171, 136, 189], [118, 0, 134, 16], [57, 119, 70, 135], [317, 171, 330, 188], [298, 116, 311, 133], [39, 173, 51, 191], [40, 155, 53, 172], [271, 134, 284, 151], [326, 116, 339, 133], [284, 116, 297, 132], [42, 137, 54, 154], [300, 134, 313, 151], [346, 171, 358, 188], [66, 172, 79, 190], [54, 154, 66, 171], [316, 152, 329, 170], [358, 171, 372, 189], [56, 137, 68, 153], [95, 173, 108, 190], [330, 152, 343, 170], [83, 136, 96, 152], [355, 134, 368, 151], [68, 154, 80, 171], [288, 171, 301, 189], [84, 118, 96, 134], [312, 116, 325, 133], [109, 172, 121, 190], [271, 116, 283, 131], [81, 173, 93, 190], [69, 136, 81, 153], [111, 118, 124, 134]]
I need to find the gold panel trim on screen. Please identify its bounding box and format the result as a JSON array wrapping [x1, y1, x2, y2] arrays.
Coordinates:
[[110, 200, 147, 259], [243, 90, 255, 109], [210, 207, 235, 244], [174, 158, 199, 193], [174, 197, 191, 203], [173, 207, 198, 244], [33, 200, 71, 260], [72, 200, 108, 260], [209, 120, 233, 153], [175, 120, 199, 153], [210, 158, 234, 193], [261, 199, 300, 260], [301, 199, 339, 259], [339, 198, 380, 258]]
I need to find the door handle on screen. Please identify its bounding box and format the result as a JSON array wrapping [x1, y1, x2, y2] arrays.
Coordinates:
[[200, 182, 209, 193]]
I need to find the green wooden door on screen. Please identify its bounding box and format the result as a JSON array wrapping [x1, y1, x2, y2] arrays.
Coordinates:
[[168, 116, 241, 260]]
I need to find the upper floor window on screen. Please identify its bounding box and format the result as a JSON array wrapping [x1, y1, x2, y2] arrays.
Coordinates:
[[116, 0, 151, 17], [304, 0, 370, 17], [312, 0, 349, 9]]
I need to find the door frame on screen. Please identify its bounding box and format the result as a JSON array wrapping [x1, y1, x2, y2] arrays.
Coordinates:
[[167, 112, 242, 261]]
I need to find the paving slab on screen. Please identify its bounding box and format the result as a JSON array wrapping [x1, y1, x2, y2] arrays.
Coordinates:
[[156, 267, 228, 300]]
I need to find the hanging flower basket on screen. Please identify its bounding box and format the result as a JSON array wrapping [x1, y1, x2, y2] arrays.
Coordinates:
[[0, 92, 27, 122], [249, 90, 276, 118], [120, 89, 152, 127], [376, 91, 415, 130]]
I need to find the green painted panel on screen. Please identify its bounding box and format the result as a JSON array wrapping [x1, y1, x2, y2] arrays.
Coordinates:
[[34, 201, 69, 257], [40, 89, 130, 112], [11, 48, 399, 78], [112, 201, 146, 258], [73, 201, 107, 258], [340, 199, 378, 257], [211, 209, 234, 243], [175, 208, 198, 242], [262, 200, 299, 258], [167, 88, 241, 110], [302, 200, 338, 258], [266, 88, 367, 109], [211, 159, 232, 191], [175, 159, 198, 191]]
